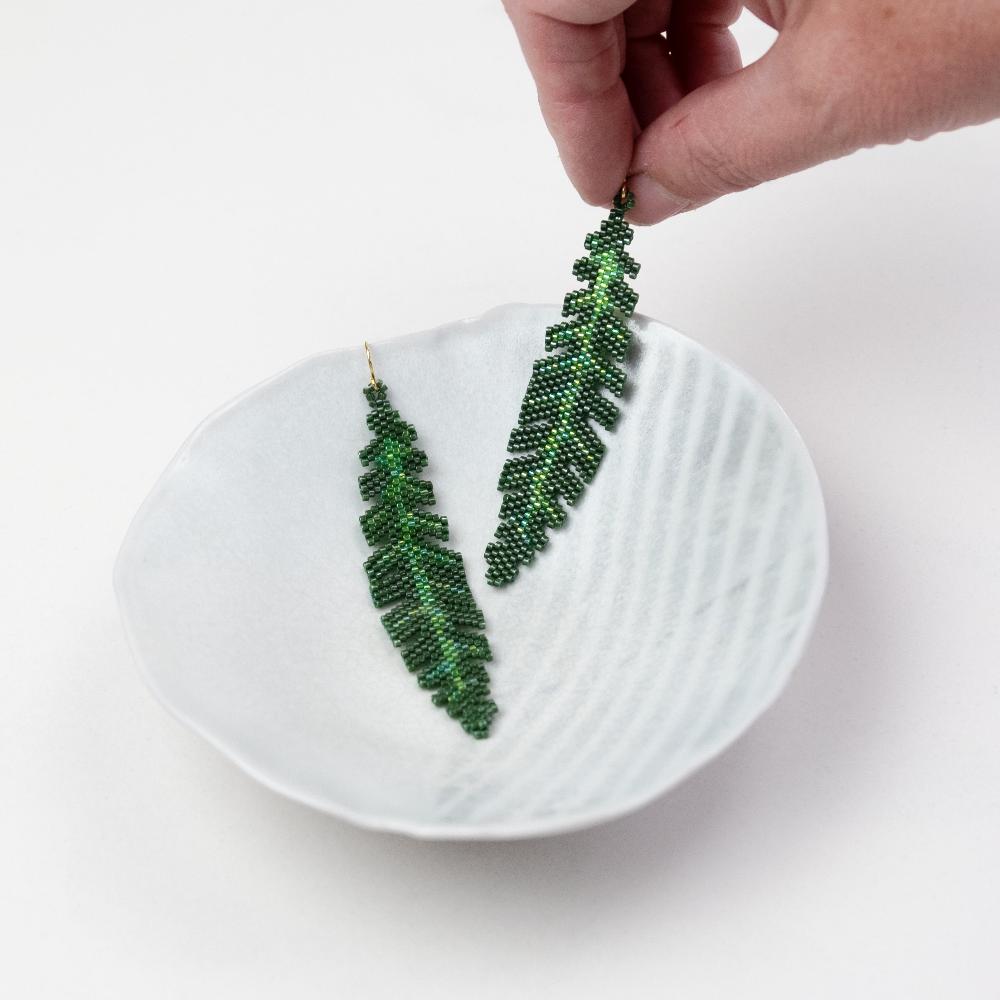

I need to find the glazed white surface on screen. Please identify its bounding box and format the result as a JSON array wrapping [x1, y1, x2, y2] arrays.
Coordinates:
[[114, 304, 827, 838]]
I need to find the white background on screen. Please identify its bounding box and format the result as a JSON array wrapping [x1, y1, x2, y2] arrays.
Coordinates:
[[2, 1, 999, 996]]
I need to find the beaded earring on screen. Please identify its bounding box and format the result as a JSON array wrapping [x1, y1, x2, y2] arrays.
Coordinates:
[[358, 344, 497, 739], [485, 186, 641, 586]]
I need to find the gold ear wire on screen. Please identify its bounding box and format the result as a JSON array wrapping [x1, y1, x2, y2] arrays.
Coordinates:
[[363, 341, 377, 387]]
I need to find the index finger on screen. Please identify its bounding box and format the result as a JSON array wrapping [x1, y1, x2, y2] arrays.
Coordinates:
[[503, 0, 636, 204]]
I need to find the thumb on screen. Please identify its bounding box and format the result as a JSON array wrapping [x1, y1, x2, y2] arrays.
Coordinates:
[[627, 37, 856, 224]]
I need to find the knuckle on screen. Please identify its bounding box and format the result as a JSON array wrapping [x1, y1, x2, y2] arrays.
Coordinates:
[[671, 113, 763, 196], [558, 29, 621, 74], [779, 16, 910, 149], [781, 37, 848, 131], [532, 19, 624, 104]]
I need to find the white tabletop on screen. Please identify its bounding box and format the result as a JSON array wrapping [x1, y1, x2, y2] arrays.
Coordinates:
[[2, 3, 998, 997]]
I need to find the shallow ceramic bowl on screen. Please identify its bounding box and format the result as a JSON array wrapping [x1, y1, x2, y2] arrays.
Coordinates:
[[115, 304, 828, 839]]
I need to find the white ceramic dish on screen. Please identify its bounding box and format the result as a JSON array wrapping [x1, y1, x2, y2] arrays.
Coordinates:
[[115, 304, 828, 839]]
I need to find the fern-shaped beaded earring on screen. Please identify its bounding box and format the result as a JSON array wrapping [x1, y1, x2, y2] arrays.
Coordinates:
[[358, 343, 497, 739], [485, 185, 640, 586]]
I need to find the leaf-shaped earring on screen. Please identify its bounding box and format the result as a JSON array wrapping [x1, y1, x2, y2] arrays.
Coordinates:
[[485, 186, 641, 586], [358, 343, 497, 739]]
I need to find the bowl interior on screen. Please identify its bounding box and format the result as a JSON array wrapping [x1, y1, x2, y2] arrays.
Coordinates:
[[115, 304, 827, 839]]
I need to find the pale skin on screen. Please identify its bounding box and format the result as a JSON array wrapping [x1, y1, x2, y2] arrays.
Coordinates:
[[502, 0, 1000, 223]]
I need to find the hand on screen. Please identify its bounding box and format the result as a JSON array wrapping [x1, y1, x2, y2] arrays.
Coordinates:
[[502, 0, 1000, 223]]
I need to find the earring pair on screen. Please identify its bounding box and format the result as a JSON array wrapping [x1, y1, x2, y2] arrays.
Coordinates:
[[356, 187, 640, 739]]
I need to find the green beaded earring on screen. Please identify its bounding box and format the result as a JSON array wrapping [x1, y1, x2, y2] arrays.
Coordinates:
[[358, 343, 497, 739], [485, 186, 641, 586]]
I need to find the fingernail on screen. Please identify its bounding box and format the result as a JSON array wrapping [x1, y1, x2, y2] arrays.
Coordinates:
[[627, 173, 689, 224]]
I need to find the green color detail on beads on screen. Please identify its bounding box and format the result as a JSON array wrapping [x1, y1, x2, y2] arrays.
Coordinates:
[[485, 190, 640, 587], [359, 380, 497, 738]]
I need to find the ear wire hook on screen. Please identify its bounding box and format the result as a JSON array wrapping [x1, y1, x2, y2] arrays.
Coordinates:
[[363, 340, 378, 387]]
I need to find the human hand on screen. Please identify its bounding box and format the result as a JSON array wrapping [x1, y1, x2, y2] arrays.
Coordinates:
[[502, 0, 1000, 223]]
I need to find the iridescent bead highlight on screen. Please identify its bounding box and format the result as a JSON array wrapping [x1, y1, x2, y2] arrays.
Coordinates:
[[485, 189, 640, 586], [359, 380, 497, 738]]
